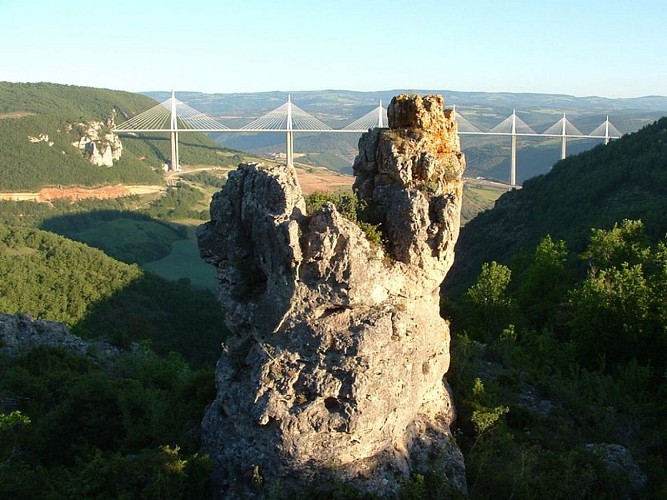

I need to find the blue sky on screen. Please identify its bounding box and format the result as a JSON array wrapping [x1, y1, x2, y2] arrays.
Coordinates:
[[1, 0, 665, 97]]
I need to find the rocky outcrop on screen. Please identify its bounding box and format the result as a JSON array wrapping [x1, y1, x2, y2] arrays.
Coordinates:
[[585, 444, 647, 496], [28, 133, 53, 146], [71, 114, 122, 167], [198, 94, 466, 497], [0, 313, 120, 361]]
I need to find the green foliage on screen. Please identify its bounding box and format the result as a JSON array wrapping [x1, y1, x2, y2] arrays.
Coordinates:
[[0, 224, 141, 326], [180, 169, 227, 188], [448, 219, 667, 497], [0, 82, 243, 191], [454, 261, 514, 341], [0, 410, 31, 431], [143, 184, 209, 220], [305, 191, 383, 245], [471, 405, 509, 436], [0, 224, 227, 367], [569, 220, 667, 367], [582, 219, 651, 268], [0, 347, 215, 498], [399, 471, 466, 500], [515, 235, 569, 328]]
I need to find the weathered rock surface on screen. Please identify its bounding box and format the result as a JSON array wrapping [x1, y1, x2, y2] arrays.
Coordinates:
[[71, 114, 122, 167], [0, 313, 121, 361], [198, 94, 467, 497], [585, 443, 647, 496]]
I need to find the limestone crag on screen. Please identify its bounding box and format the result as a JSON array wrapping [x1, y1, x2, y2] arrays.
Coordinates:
[[0, 313, 121, 362], [71, 115, 122, 167], [198, 94, 467, 497]]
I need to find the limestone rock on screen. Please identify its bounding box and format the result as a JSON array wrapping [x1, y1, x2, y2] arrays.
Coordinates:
[[0, 313, 121, 361], [70, 117, 122, 167], [28, 133, 52, 146], [198, 94, 466, 498], [585, 443, 647, 496]]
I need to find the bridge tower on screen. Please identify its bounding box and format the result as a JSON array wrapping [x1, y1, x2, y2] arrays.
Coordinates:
[[169, 90, 180, 172], [286, 95, 294, 167], [378, 100, 385, 127], [510, 109, 516, 186], [604, 116, 611, 145], [561, 113, 568, 160]]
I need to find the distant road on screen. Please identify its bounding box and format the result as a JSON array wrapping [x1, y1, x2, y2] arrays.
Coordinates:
[[464, 177, 520, 190]]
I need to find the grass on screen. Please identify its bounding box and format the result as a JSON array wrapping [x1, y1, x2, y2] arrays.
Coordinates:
[[53, 217, 184, 264], [461, 183, 507, 225], [467, 184, 507, 202], [144, 221, 218, 292]]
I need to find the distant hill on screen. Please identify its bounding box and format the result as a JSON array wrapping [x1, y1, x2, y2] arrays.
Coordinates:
[[0, 82, 240, 191], [444, 117, 667, 295], [144, 89, 667, 181]]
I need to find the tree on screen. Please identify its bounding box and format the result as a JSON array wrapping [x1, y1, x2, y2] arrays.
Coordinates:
[[569, 220, 667, 367], [582, 219, 649, 269], [517, 235, 569, 328], [459, 261, 514, 341]]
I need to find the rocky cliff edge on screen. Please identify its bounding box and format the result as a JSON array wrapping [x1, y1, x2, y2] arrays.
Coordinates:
[[197, 94, 467, 497]]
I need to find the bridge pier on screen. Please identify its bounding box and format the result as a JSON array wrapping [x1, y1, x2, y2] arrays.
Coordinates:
[[561, 113, 567, 160], [604, 116, 611, 145], [170, 131, 180, 172], [286, 130, 294, 167], [286, 95, 294, 167], [510, 109, 516, 186], [169, 90, 180, 171]]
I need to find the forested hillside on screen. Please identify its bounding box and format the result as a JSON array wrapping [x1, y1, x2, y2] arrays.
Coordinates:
[[0, 82, 240, 190], [440, 117, 667, 498], [446, 116, 667, 295], [0, 224, 226, 367]]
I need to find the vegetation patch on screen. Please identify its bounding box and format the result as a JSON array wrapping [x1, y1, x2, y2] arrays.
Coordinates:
[[0, 224, 227, 367], [444, 220, 667, 498], [42, 213, 185, 264], [144, 224, 218, 292], [0, 347, 215, 498], [305, 191, 383, 245]]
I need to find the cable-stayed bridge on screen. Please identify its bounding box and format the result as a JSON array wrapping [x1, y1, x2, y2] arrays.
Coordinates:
[[113, 92, 622, 186]]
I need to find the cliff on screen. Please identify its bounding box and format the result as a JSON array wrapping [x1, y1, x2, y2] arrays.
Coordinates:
[[197, 94, 467, 497]]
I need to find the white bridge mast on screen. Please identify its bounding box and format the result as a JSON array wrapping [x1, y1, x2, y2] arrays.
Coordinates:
[[169, 90, 179, 172], [286, 95, 294, 167], [510, 109, 517, 186]]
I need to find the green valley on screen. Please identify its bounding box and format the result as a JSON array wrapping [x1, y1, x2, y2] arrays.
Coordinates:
[[1, 81, 667, 498]]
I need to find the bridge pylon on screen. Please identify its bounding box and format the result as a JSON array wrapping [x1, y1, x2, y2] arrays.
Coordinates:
[[286, 95, 294, 167], [169, 90, 180, 172], [510, 109, 516, 186]]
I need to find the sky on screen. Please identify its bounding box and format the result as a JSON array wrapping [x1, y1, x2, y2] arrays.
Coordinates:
[[1, 0, 665, 98]]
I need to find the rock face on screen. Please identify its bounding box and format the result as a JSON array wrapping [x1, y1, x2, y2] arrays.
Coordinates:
[[0, 313, 120, 361], [198, 94, 467, 497], [585, 444, 647, 496], [71, 115, 122, 167]]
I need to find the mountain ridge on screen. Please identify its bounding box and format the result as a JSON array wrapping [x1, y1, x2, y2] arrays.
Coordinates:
[[444, 116, 667, 295], [143, 88, 667, 183]]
